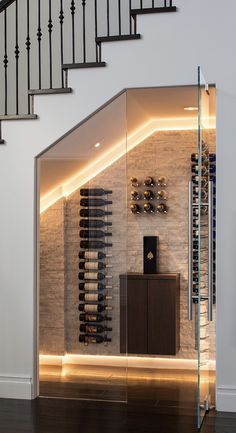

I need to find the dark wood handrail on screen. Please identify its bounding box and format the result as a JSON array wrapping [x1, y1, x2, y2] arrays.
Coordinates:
[[0, 0, 15, 13]]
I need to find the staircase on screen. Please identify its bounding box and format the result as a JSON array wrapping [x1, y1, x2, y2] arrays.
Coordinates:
[[0, 0, 177, 143]]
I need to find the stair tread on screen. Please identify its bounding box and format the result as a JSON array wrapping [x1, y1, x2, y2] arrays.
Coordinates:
[[62, 61, 106, 69], [29, 87, 72, 95], [0, 114, 38, 121], [131, 6, 177, 15], [96, 34, 141, 43]]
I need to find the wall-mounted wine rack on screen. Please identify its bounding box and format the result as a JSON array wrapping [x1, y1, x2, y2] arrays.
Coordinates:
[[129, 176, 169, 214], [78, 188, 113, 345]]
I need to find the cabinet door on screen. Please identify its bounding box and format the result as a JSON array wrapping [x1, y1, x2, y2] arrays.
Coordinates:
[[127, 279, 148, 354], [148, 279, 176, 355]]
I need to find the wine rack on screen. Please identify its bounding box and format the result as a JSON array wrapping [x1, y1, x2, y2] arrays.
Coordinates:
[[189, 143, 216, 311], [129, 176, 169, 214], [78, 188, 113, 345]]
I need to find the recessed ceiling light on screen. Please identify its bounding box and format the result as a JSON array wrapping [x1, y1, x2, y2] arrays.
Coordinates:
[[184, 106, 198, 111], [94, 142, 101, 148]]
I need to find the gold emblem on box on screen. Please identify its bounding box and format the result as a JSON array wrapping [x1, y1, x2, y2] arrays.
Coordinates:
[[147, 251, 154, 260]]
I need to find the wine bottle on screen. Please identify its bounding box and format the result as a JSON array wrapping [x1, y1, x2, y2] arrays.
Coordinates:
[[209, 153, 216, 162], [157, 190, 168, 200], [80, 209, 112, 217], [191, 176, 208, 188], [143, 190, 155, 200], [156, 203, 168, 214], [78, 304, 112, 313], [80, 240, 112, 249], [79, 262, 112, 270], [80, 324, 112, 334], [80, 219, 112, 228], [157, 176, 167, 186], [80, 198, 112, 207], [80, 230, 112, 239], [79, 334, 111, 344], [191, 153, 209, 164], [130, 204, 141, 214], [130, 177, 139, 187], [191, 165, 208, 176], [131, 190, 141, 200], [80, 188, 112, 196], [78, 272, 112, 280], [79, 313, 112, 322], [79, 293, 112, 302], [79, 251, 112, 260], [143, 202, 154, 213], [79, 282, 112, 291], [144, 176, 155, 186]]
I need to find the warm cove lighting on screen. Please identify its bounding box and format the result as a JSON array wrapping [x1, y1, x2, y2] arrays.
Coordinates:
[[184, 106, 198, 111], [40, 116, 216, 213]]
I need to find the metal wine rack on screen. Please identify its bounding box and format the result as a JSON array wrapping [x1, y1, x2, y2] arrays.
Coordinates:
[[129, 176, 169, 215], [78, 188, 113, 346]]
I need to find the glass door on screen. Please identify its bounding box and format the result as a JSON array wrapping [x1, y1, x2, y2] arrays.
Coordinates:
[[197, 66, 214, 429]]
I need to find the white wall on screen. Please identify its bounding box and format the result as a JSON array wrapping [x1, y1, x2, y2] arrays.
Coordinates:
[[0, 0, 235, 410]]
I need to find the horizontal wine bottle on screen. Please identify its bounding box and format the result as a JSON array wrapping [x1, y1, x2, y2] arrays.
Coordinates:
[[80, 219, 112, 228], [192, 175, 216, 184], [79, 313, 112, 322], [79, 251, 112, 260], [130, 203, 141, 214], [78, 272, 112, 281], [80, 229, 112, 239], [130, 177, 139, 187], [80, 198, 112, 207], [157, 190, 168, 200], [191, 176, 208, 188], [156, 203, 168, 214], [80, 240, 112, 249], [157, 176, 167, 186], [79, 293, 112, 302], [80, 188, 112, 196], [78, 304, 112, 313], [79, 334, 111, 344], [79, 262, 112, 270], [143, 190, 155, 200], [144, 176, 155, 186], [191, 165, 208, 176], [80, 324, 112, 334], [79, 282, 112, 291], [143, 202, 154, 213], [80, 209, 112, 217], [191, 153, 209, 164], [131, 190, 142, 200]]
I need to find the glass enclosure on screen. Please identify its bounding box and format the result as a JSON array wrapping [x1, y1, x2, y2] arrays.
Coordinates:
[[37, 84, 216, 427]]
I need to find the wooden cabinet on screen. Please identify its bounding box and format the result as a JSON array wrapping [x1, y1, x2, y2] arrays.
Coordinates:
[[120, 273, 180, 356]]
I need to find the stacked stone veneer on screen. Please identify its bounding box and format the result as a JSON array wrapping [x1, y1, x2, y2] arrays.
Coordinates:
[[40, 129, 216, 359]]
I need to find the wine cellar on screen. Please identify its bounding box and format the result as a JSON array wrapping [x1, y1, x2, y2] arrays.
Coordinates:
[[38, 85, 216, 409]]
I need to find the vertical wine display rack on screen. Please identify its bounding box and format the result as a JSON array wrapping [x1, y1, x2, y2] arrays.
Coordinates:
[[190, 144, 216, 303], [129, 176, 169, 214], [78, 188, 113, 345]]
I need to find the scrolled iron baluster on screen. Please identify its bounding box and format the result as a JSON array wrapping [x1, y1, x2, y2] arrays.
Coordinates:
[[48, 0, 53, 89], [70, 0, 75, 63], [59, 0, 65, 87], [15, 0, 20, 114], [26, 0, 31, 113], [82, 0, 86, 63], [37, 0, 42, 89], [3, 9, 8, 115]]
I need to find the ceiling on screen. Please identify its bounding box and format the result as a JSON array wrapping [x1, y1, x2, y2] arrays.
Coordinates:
[[39, 86, 216, 199]]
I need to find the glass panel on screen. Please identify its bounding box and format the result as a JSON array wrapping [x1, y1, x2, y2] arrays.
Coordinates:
[[38, 91, 128, 402]]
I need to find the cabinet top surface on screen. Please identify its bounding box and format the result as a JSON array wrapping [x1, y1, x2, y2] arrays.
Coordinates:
[[119, 272, 180, 280]]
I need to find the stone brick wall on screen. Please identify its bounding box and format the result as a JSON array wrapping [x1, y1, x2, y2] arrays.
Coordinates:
[[39, 129, 216, 360]]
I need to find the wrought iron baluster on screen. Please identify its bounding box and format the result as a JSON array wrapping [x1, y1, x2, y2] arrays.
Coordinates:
[[82, 0, 86, 63], [140, 0, 143, 9], [129, 0, 132, 35], [106, 0, 110, 37], [15, 0, 20, 114], [152, 0, 155, 8], [26, 0, 31, 113], [164, 0, 167, 7], [37, 0, 42, 89], [48, 0, 53, 89], [70, 0, 75, 63], [3, 9, 8, 115], [169, 0, 173, 6], [59, 0, 64, 87], [94, 0, 98, 62], [118, 0, 121, 36]]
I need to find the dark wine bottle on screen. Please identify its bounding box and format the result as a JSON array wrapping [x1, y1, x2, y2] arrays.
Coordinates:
[[143, 190, 155, 200], [157, 176, 167, 186], [80, 209, 112, 217], [131, 190, 141, 200], [191, 165, 208, 176], [144, 176, 155, 186], [80, 324, 112, 334], [79, 334, 111, 344], [78, 272, 112, 281], [157, 190, 168, 200], [79, 313, 112, 322], [80, 240, 112, 249], [143, 202, 154, 213], [191, 176, 208, 188], [80, 219, 112, 228], [80, 230, 112, 239], [78, 304, 112, 313], [79, 251, 112, 260], [130, 177, 139, 187], [79, 282, 112, 291], [156, 203, 168, 214], [79, 293, 112, 302], [209, 153, 216, 162], [80, 198, 112, 207], [80, 188, 112, 196], [191, 153, 209, 164], [130, 204, 141, 214], [79, 261, 112, 270]]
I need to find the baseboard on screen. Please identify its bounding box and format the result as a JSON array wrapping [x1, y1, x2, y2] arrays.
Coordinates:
[[0, 375, 32, 399], [217, 385, 236, 412]]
